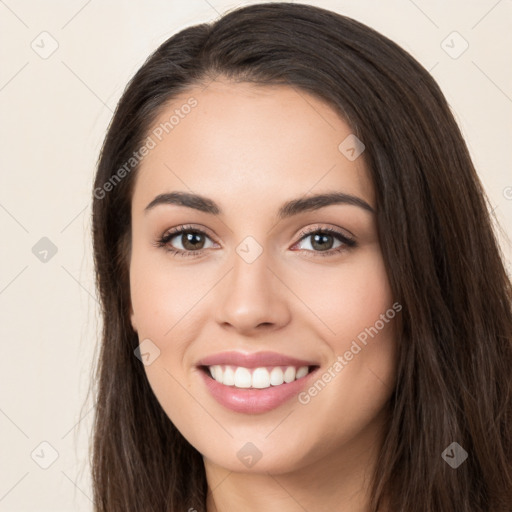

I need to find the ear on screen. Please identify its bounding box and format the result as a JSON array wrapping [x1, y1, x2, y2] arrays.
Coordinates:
[[130, 304, 138, 333]]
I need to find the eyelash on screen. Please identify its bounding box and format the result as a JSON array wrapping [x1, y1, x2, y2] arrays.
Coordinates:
[[153, 224, 357, 258]]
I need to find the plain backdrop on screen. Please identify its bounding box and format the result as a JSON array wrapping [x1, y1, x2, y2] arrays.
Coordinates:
[[0, 1, 511, 510]]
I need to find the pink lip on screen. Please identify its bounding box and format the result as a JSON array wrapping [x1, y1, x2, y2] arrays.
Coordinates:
[[198, 367, 319, 414], [196, 350, 318, 369]]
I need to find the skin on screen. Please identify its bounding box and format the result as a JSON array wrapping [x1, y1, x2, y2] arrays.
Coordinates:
[[129, 78, 397, 512]]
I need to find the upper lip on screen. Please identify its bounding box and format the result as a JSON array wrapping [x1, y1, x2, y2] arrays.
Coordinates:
[[196, 351, 319, 369]]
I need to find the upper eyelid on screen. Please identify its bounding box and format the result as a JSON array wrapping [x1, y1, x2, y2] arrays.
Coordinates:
[[297, 224, 355, 239], [164, 224, 217, 242]]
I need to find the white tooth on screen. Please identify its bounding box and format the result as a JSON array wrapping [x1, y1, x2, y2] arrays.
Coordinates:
[[209, 365, 308, 388], [212, 365, 223, 383], [234, 367, 252, 388], [296, 366, 309, 379], [269, 367, 284, 386], [222, 366, 235, 386], [252, 367, 271, 389], [283, 366, 296, 383]]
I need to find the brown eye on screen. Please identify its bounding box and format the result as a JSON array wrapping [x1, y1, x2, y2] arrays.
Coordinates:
[[176, 231, 206, 251], [294, 227, 356, 256], [309, 232, 336, 251], [155, 226, 216, 256]]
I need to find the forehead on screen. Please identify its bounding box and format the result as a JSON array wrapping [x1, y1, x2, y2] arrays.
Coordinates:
[[132, 79, 374, 214]]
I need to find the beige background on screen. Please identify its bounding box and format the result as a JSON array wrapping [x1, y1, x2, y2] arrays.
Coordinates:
[[0, 0, 510, 510]]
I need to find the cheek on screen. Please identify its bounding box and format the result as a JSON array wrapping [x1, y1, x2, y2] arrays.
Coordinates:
[[290, 249, 398, 404], [129, 252, 211, 439], [292, 254, 398, 450], [129, 248, 212, 404], [129, 247, 208, 338], [291, 248, 394, 342]]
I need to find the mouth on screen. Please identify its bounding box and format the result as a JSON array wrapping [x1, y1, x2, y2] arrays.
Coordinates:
[[198, 365, 320, 415], [195, 351, 321, 414], [199, 364, 319, 389]]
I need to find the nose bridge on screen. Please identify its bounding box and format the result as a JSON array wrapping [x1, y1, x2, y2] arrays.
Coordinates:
[[232, 238, 270, 292], [215, 236, 289, 331]]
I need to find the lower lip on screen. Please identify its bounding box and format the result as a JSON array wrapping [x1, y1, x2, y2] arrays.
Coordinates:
[[198, 367, 319, 414]]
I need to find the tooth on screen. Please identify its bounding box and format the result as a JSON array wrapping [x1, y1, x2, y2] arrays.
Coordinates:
[[207, 364, 311, 387], [234, 367, 252, 388], [269, 367, 284, 386], [222, 366, 235, 386], [283, 366, 296, 383], [212, 365, 223, 383], [252, 367, 271, 389], [296, 366, 309, 379]]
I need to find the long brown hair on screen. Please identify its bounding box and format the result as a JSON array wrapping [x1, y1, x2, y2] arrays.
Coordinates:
[[89, 3, 512, 510]]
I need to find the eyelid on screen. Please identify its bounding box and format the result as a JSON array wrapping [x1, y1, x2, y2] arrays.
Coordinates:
[[295, 223, 355, 240], [163, 223, 217, 241]]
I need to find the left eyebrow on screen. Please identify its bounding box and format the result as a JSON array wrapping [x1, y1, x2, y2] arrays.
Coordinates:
[[144, 191, 375, 217]]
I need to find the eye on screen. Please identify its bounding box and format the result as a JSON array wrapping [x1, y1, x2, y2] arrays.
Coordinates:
[[154, 225, 217, 256], [292, 226, 356, 257]]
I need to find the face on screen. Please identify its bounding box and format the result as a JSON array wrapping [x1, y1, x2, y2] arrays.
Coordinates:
[[129, 79, 399, 475]]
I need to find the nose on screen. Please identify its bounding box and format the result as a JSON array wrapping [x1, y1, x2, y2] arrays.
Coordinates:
[[214, 245, 291, 335]]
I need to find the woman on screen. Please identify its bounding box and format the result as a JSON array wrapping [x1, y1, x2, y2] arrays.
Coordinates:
[[90, 3, 512, 511]]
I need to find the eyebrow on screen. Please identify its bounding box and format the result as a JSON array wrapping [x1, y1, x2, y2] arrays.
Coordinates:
[[144, 191, 375, 219]]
